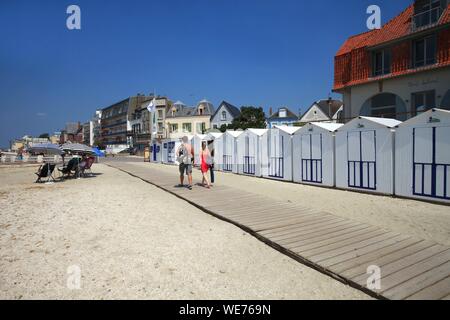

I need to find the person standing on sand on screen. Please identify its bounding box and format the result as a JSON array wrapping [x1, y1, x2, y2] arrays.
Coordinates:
[[200, 141, 212, 189], [208, 140, 215, 184], [176, 136, 194, 190]]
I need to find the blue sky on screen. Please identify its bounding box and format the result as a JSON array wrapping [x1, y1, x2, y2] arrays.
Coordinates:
[[0, 0, 412, 148]]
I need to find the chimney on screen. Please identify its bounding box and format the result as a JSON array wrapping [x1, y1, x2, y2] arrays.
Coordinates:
[[269, 107, 273, 116]]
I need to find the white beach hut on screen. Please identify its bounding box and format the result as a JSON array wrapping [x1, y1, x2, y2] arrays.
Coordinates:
[[192, 134, 206, 166], [216, 131, 243, 173], [261, 126, 300, 181], [236, 129, 269, 177], [395, 109, 450, 203], [150, 139, 162, 163], [335, 116, 402, 195], [161, 138, 182, 165], [205, 132, 223, 166], [293, 122, 343, 187]]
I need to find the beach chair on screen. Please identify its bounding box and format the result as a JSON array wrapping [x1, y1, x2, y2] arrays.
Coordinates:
[[35, 163, 56, 183], [58, 158, 79, 179], [80, 157, 95, 177]]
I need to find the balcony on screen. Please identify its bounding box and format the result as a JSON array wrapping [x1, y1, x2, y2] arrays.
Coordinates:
[[412, 7, 443, 32]]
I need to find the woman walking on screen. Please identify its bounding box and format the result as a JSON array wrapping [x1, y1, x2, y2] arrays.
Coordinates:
[[200, 141, 212, 189]]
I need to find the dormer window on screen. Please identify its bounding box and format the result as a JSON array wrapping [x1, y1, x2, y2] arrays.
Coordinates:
[[372, 49, 391, 76], [198, 106, 204, 115], [279, 109, 287, 118], [412, 0, 444, 31]]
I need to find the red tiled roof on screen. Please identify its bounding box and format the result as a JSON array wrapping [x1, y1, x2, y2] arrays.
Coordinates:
[[336, 30, 376, 56], [337, 4, 450, 56]]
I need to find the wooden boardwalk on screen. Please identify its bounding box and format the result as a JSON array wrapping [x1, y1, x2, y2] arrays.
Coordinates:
[[107, 162, 450, 300]]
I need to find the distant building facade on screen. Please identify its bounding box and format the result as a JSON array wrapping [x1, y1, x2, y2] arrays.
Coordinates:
[[60, 122, 83, 144], [11, 135, 49, 152], [100, 95, 152, 153], [128, 96, 172, 152], [210, 101, 241, 129], [266, 107, 299, 128], [334, 0, 450, 121], [299, 99, 344, 123], [165, 100, 215, 139]]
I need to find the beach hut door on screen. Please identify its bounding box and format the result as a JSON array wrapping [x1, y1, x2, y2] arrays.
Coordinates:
[[167, 142, 176, 163], [223, 135, 232, 172], [347, 131, 376, 190], [152, 144, 158, 161], [269, 132, 284, 178], [413, 127, 450, 200], [244, 135, 256, 175], [301, 134, 322, 183]]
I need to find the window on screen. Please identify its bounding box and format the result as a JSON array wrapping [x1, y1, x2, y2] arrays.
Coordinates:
[[198, 106, 204, 115], [158, 110, 164, 119], [182, 123, 192, 133], [196, 122, 206, 133], [170, 124, 178, 133], [279, 109, 287, 118], [413, 0, 443, 30], [132, 124, 141, 134], [371, 93, 397, 118], [372, 49, 391, 76], [412, 90, 436, 114], [221, 111, 227, 121], [413, 35, 436, 68]]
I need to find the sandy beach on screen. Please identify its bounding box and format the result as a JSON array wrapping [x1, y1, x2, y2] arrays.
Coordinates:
[[0, 163, 369, 299]]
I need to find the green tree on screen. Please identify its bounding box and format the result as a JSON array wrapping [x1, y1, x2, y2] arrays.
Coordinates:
[[39, 133, 50, 139], [232, 106, 266, 130]]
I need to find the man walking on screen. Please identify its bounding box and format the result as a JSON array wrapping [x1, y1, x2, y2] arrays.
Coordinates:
[[177, 136, 194, 190]]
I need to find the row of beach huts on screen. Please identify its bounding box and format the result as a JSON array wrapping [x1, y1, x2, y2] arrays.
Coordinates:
[[149, 109, 450, 204]]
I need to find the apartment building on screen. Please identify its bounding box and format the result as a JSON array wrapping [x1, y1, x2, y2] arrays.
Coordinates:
[[100, 95, 153, 153]]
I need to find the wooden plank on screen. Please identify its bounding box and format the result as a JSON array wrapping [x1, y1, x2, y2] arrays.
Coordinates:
[[304, 231, 396, 263], [264, 217, 351, 241], [259, 214, 343, 236], [273, 219, 359, 244], [235, 209, 325, 225], [320, 235, 412, 268], [386, 262, 450, 300], [282, 223, 370, 249], [342, 240, 437, 279], [377, 250, 450, 295], [406, 276, 450, 299], [351, 245, 449, 287], [246, 214, 340, 232], [289, 226, 382, 253], [217, 203, 306, 218], [325, 237, 422, 273], [229, 208, 321, 222]]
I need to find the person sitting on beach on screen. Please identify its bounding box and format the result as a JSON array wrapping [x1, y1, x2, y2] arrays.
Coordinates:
[[79, 154, 88, 170], [200, 141, 212, 189], [176, 136, 194, 190]]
